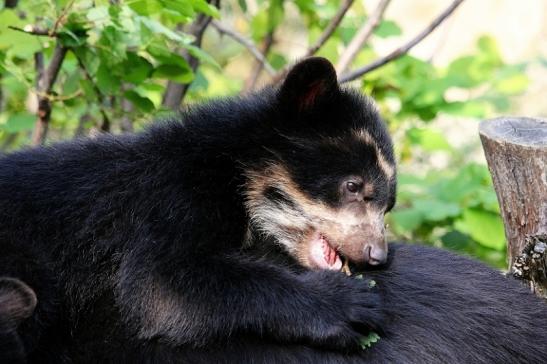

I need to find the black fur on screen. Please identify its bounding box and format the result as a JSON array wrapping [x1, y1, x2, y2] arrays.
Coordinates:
[[179, 242, 547, 364], [1, 57, 546, 363], [0, 58, 389, 362]]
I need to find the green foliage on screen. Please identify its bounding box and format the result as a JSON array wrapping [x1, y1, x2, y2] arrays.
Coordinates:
[[0, 0, 537, 267], [389, 164, 506, 267], [0, 0, 218, 145], [360, 332, 380, 349]]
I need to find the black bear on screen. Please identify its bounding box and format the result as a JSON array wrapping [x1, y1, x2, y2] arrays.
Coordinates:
[[1, 57, 546, 364]]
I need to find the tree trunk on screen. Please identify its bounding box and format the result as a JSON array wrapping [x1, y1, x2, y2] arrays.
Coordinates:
[[479, 117, 547, 297]]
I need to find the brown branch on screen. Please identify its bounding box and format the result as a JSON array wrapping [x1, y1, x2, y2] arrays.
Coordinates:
[[51, 0, 75, 36], [271, 0, 354, 84], [339, 0, 465, 83], [243, 31, 275, 93], [120, 88, 134, 133], [306, 0, 354, 58], [162, 0, 218, 110], [8, 25, 56, 37], [32, 44, 67, 145], [211, 20, 275, 75], [336, 0, 391, 74], [73, 51, 110, 132]]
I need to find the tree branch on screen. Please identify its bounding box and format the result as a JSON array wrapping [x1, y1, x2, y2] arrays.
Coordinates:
[[8, 25, 56, 37], [211, 20, 275, 76], [73, 50, 110, 132], [31, 43, 67, 145], [243, 31, 275, 93], [271, 0, 354, 84], [162, 1, 218, 110], [336, 0, 391, 74], [306, 0, 354, 58], [339, 0, 465, 83]]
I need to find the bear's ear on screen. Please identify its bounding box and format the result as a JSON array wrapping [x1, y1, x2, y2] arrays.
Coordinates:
[[278, 57, 339, 113], [0, 277, 37, 325]]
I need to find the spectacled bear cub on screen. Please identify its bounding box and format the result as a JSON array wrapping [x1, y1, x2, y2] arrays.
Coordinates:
[[0, 57, 546, 363]]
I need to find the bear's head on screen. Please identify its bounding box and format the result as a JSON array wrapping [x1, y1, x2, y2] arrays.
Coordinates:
[[244, 57, 396, 271]]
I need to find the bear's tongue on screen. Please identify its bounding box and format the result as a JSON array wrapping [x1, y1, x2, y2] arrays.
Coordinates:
[[309, 234, 342, 270]]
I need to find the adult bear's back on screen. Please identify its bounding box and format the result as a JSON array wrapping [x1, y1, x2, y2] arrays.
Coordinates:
[[362, 243, 547, 363]]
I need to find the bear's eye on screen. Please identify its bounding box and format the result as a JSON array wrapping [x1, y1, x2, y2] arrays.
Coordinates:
[[346, 181, 362, 193]]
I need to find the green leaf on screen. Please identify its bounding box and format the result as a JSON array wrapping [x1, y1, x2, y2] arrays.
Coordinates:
[[96, 63, 121, 94], [127, 0, 163, 15], [0, 14, 42, 57], [184, 44, 220, 69], [455, 208, 506, 250], [139, 16, 190, 44], [442, 101, 488, 118], [153, 64, 194, 83], [122, 53, 153, 84], [374, 20, 402, 38], [190, 0, 220, 18], [494, 73, 528, 94], [390, 209, 423, 231], [477, 35, 501, 60], [407, 127, 451, 151], [1, 113, 35, 133], [97, 26, 128, 65], [237, 0, 247, 12], [124, 89, 155, 112], [163, 0, 195, 17], [360, 332, 380, 349], [414, 200, 461, 222], [58, 29, 86, 47], [87, 6, 110, 24]]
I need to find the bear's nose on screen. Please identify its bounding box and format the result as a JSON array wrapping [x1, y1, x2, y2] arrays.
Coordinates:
[[365, 244, 387, 266]]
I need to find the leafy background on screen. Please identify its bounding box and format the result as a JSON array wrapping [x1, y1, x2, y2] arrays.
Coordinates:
[[0, 0, 545, 268]]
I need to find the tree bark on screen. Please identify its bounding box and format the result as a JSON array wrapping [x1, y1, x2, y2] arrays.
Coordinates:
[[31, 44, 67, 145], [479, 117, 547, 297], [162, 0, 218, 110]]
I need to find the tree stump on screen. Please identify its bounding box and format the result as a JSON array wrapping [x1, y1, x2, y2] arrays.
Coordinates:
[[479, 117, 547, 297]]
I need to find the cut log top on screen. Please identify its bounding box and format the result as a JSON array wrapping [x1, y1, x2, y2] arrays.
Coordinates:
[[479, 117, 547, 148]]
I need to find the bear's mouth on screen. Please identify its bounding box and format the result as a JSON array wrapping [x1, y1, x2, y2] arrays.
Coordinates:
[[309, 233, 343, 270]]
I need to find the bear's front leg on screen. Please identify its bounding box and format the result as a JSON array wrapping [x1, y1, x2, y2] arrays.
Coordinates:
[[117, 249, 385, 353]]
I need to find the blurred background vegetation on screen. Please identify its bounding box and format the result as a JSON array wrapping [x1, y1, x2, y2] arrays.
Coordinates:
[[0, 0, 545, 267]]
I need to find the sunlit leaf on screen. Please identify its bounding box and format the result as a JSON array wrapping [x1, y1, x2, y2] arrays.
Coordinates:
[[2, 113, 35, 133], [124, 89, 155, 112], [375, 20, 402, 38], [455, 209, 506, 250], [407, 127, 451, 151]]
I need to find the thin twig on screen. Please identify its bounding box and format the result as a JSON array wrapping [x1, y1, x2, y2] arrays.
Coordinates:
[[306, 0, 354, 58], [51, 0, 75, 36], [73, 50, 110, 132], [339, 0, 465, 83], [32, 44, 67, 145], [211, 20, 275, 76], [336, 0, 391, 74], [244, 31, 275, 92], [8, 25, 56, 37], [272, 0, 354, 84], [162, 1, 217, 109]]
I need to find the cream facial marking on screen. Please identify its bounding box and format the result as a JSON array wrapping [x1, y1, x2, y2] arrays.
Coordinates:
[[244, 163, 388, 268], [353, 128, 395, 180]]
